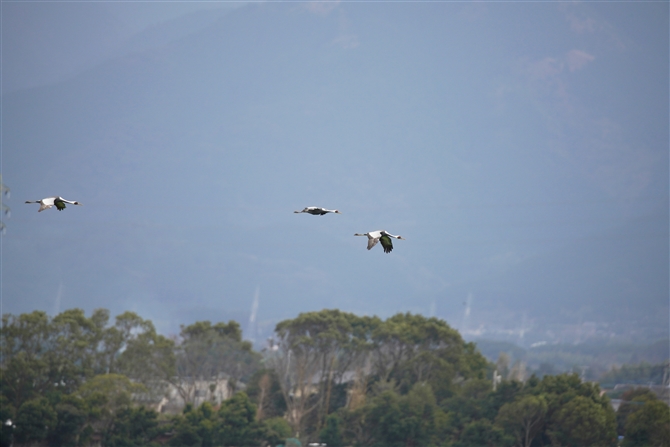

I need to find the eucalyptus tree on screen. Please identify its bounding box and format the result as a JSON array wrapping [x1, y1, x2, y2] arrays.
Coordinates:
[[77, 374, 147, 442], [615, 388, 659, 436], [622, 399, 670, 447], [370, 313, 488, 401], [1, 307, 180, 417], [100, 311, 154, 374], [48, 308, 109, 388], [495, 373, 618, 447], [12, 397, 57, 446], [537, 372, 616, 446], [166, 394, 274, 447], [47, 393, 88, 447], [111, 312, 176, 400], [1, 309, 110, 408], [1, 311, 52, 409], [548, 395, 617, 447], [345, 382, 440, 447], [216, 392, 266, 446], [495, 395, 548, 447], [103, 406, 160, 447], [170, 320, 261, 405], [268, 309, 378, 436], [246, 368, 286, 420]]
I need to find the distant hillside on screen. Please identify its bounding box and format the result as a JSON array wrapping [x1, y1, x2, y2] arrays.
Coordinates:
[[474, 338, 670, 382], [3, 1, 667, 345]]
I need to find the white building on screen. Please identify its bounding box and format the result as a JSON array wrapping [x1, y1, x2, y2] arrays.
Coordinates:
[[152, 377, 236, 414]]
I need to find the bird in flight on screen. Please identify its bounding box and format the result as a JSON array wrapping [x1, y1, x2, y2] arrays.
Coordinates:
[[26, 196, 82, 212], [354, 230, 405, 253], [294, 207, 341, 216]]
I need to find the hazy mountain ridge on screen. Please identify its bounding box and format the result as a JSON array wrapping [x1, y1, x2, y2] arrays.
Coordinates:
[[3, 2, 667, 344]]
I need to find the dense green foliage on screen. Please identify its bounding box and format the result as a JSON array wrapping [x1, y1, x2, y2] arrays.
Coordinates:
[[0, 309, 265, 446], [616, 388, 670, 447], [1, 308, 667, 447], [1, 309, 174, 411], [168, 393, 267, 447], [623, 400, 670, 447]]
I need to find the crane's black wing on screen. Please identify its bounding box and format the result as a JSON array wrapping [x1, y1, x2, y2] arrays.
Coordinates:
[[54, 198, 67, 211], [379, 234, 394, 253]]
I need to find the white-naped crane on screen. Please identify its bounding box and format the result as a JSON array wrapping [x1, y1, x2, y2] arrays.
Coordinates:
[[354, 230, 405, 253], [294, 207, 341, 216], [25, 196, 82, 212]]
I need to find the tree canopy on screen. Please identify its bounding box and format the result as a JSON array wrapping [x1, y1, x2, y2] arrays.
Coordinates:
[[1, 307, 665, 447]]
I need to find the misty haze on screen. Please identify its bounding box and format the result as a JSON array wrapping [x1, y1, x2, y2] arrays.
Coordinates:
[[1, 1, 668, 445]]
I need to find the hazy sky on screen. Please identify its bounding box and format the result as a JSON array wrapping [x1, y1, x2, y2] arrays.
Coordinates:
[[2, 1, 668, 346]]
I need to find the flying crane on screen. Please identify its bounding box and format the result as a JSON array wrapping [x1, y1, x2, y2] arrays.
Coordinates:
[[294, 207, 341, 215], [25, 196, 82, 212], [354, 230, 405, 253]]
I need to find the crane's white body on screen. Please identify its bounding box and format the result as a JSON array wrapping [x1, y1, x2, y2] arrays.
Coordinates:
[[26, 196, 82, 212], [354, 230, 383, 250], [294, 207, 341, 215]]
